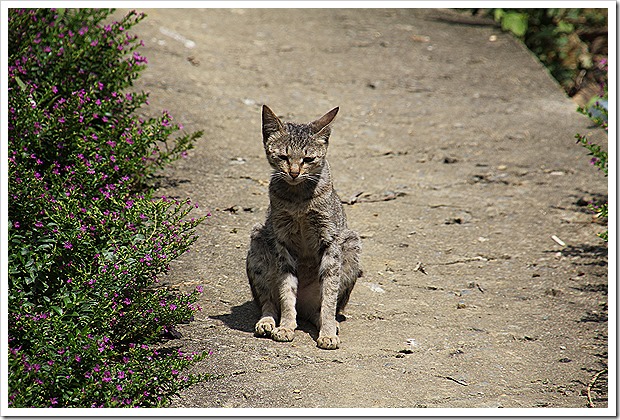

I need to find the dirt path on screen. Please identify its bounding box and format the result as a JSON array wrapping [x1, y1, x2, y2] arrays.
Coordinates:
[[126, 8, 608, 409]]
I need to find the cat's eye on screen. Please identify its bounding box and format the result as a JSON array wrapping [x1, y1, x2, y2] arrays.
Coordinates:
[[303, 157, 316, 164], [277, 155, 288, 161]]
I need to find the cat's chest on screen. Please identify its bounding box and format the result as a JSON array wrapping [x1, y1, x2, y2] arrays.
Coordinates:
[[272, 208, 328, 256]]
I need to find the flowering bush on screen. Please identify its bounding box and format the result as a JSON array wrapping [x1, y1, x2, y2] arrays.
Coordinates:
[[8, 9, 208, 407], [575, 59, 608, 242]]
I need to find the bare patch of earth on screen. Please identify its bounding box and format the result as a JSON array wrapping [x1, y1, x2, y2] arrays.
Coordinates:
[[122, 8, 608, 410]]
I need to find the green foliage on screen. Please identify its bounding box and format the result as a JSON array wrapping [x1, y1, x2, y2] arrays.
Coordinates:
[[494, 9, 528, 37], [486, 8, 607, 94], [8, 8, 208, 407]]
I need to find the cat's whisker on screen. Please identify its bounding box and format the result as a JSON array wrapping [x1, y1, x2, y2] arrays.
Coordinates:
[[270, 172, 287, 182], [305, 174, 322, 185]]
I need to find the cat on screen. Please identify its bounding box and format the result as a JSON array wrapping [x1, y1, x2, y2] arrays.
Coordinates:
[[246, 105, 362, 350]]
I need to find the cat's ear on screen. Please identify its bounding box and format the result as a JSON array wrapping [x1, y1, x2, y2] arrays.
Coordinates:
[[311, 107, 339, 144], [311, 107, 339, 133], [262, 105, 285, 143]]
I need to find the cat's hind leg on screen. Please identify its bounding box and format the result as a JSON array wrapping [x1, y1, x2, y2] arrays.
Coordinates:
[[337, 229, 362, 314]]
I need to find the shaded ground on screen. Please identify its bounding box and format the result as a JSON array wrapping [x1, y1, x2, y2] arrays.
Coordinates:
[[124, 8, 609, 410]]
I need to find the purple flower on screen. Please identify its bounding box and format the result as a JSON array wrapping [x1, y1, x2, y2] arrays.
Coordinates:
[[117, 371, 125, 379], [63, 241, 73, 249], [132, 51, 148, 64], [50, 397, 58, 405]]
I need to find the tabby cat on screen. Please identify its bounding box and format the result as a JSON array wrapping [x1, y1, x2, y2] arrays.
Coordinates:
[[246, 105, 362, 350]]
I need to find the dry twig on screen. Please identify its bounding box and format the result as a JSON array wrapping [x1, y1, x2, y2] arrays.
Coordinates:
[[439, 375, 469, 386], [586, 368, 607, 408], [413, 262, 427, 275]]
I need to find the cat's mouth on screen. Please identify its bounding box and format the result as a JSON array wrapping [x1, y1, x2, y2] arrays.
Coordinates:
[[285, 175, 305, 185]]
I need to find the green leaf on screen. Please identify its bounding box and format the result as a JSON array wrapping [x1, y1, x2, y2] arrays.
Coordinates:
[[556, 20, 574, 33], [501, 12, 528, 37], [15, 76, 27, 91], [51, 305, 63, 316]]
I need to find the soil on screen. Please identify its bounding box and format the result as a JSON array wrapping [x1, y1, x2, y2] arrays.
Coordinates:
[[121, 8, 609, 410]]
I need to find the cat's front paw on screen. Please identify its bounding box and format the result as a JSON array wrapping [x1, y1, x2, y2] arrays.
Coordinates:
[[271, 327, 295, 342], [317, 335, 340, 350], [255, 317, 276, 337]]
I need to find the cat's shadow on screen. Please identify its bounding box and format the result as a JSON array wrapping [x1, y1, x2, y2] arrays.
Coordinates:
[[210, 300, 346, 342], [210, 300, 258, 334]]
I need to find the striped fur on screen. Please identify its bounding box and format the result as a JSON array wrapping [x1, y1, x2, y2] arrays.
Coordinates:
[[246, 105, 362, 349]]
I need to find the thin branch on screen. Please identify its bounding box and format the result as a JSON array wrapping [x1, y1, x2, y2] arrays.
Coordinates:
[[586, 368, 607, 408]]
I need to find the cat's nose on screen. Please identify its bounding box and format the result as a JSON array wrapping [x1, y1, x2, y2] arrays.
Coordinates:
[[289, 164, 300, 178]]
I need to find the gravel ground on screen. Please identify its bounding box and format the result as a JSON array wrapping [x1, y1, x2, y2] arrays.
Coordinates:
[[119, 7, 609, 413]]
